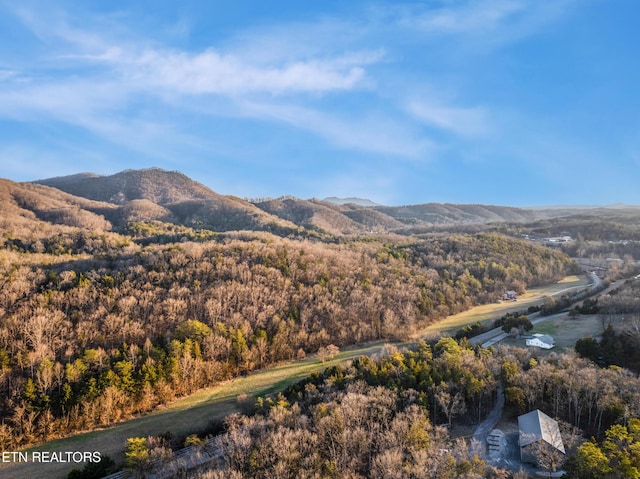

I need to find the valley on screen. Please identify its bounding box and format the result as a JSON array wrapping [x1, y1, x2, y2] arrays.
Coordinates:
[[0, 271, 599, 479], [1, 168, 640, 478]]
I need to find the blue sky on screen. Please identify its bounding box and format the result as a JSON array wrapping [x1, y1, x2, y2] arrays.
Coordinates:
[[0, 0, 639, 206]]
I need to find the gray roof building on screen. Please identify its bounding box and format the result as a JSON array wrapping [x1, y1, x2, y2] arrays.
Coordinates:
[[518, 409, 565, 464]]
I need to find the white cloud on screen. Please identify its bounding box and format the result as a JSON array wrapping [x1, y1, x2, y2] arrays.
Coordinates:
[[123, 48, 374, 95], [240, 100, 434, 159], [385, 0, 582, 50], [0, 2, 402, 161], [223, 16, 372, 65], [408, 0, 526, 34], [0, 70, 18, 82], [6, 3, 380, 97], [2, 1, 567, 166], [0, 75, 219, 164], [405, 100, 492, 138], [0, 4, 388, 160]]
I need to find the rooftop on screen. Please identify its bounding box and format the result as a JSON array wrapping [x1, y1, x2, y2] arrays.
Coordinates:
[[518, 409, 565, 454]]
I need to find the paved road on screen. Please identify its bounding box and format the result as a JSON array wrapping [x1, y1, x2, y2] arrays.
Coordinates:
[[471, 272, 609, 349]]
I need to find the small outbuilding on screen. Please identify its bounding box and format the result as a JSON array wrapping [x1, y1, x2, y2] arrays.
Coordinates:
[[526, 333, 555, 349], [518, 409, 565, 466], [503, 290, 518, 301]]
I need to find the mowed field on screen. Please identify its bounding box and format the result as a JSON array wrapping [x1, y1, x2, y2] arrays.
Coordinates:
[[501, 313, 603, 353], [0, 341, 390, 479], [419, 275, 590, 335]]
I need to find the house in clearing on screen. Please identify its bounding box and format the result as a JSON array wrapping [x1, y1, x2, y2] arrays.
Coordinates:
[[503, 290, 518, 301], [518, 409, 565, 466], [526, 333, 555, 349]]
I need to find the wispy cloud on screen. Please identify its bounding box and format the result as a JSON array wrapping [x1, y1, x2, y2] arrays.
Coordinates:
[[7, 3, 381, 96], [381, 0, 582, 50], [118, 48, 377, 96], [0, 3, 392, 157], [406, 0, 526, 34], [0, 70, 18, 82], [405, 100, 492, 138], [240, 100, 434, 158], [223, 16, 373, 65], [0, 0, 591, 190]]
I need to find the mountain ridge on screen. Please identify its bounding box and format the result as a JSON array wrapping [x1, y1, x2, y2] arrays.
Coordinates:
[[29, 168, 548, 234], [322, 196, 381, 207], [34, 169, 304, 234], [0, 167, 631, 237]]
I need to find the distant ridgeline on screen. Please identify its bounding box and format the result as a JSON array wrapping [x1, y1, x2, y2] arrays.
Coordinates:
[[245, 195, 298, 204]]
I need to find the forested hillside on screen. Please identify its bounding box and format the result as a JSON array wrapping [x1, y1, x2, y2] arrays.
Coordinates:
[[0, 181, 574, 450]]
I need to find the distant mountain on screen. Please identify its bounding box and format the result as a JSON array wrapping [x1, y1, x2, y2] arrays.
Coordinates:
[[340, 204, 406, 231], [36, 168, 216, 205], [253, 197, 366, 235], [373, 203, 538, 226], [0, 178, 116, 236], [525, 203, 640, 211], [34, 168, 300, 233], [10, 167, 635, 238], [255, 196, 543, 233], [323, 196, 381, 207]]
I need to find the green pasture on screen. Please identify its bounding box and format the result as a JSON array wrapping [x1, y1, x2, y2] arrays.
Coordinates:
[[419, 275, 590, 335], [501, 314, 603, 353]]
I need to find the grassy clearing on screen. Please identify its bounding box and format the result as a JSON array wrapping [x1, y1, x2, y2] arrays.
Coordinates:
[[557, 275, 582, 284], [170, 341, 389, 412], [0, 341, 389, 479], [546, 315, 605, 350], [530, 322, 558, 336], [501, 314, 603, 353], [419, 275, 590, 335]]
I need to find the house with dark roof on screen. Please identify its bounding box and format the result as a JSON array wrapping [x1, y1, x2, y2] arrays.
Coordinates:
[[518, 409, 565, 466]]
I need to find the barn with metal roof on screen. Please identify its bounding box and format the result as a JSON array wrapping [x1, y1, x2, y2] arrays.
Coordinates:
[[518, 409, 565, 465]]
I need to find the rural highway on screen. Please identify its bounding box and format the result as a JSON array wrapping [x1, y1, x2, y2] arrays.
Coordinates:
[[470, 272, 615, 349]]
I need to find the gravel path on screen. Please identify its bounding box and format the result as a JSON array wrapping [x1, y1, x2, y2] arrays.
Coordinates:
[[472, 386, 505, 457]]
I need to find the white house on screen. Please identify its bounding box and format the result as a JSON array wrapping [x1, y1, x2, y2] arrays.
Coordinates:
[[542, 236, 573, 243], [526, 333, 555, 349]]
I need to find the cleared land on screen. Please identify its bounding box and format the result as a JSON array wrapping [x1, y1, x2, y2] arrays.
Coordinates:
[[501, 313, 603, 353], [419, 275, 590, 335]]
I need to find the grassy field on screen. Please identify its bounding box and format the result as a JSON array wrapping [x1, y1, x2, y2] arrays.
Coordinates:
[[0, 341, 390, 479], [418, 275, 590, 335], [501, 314, 603, 353]]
